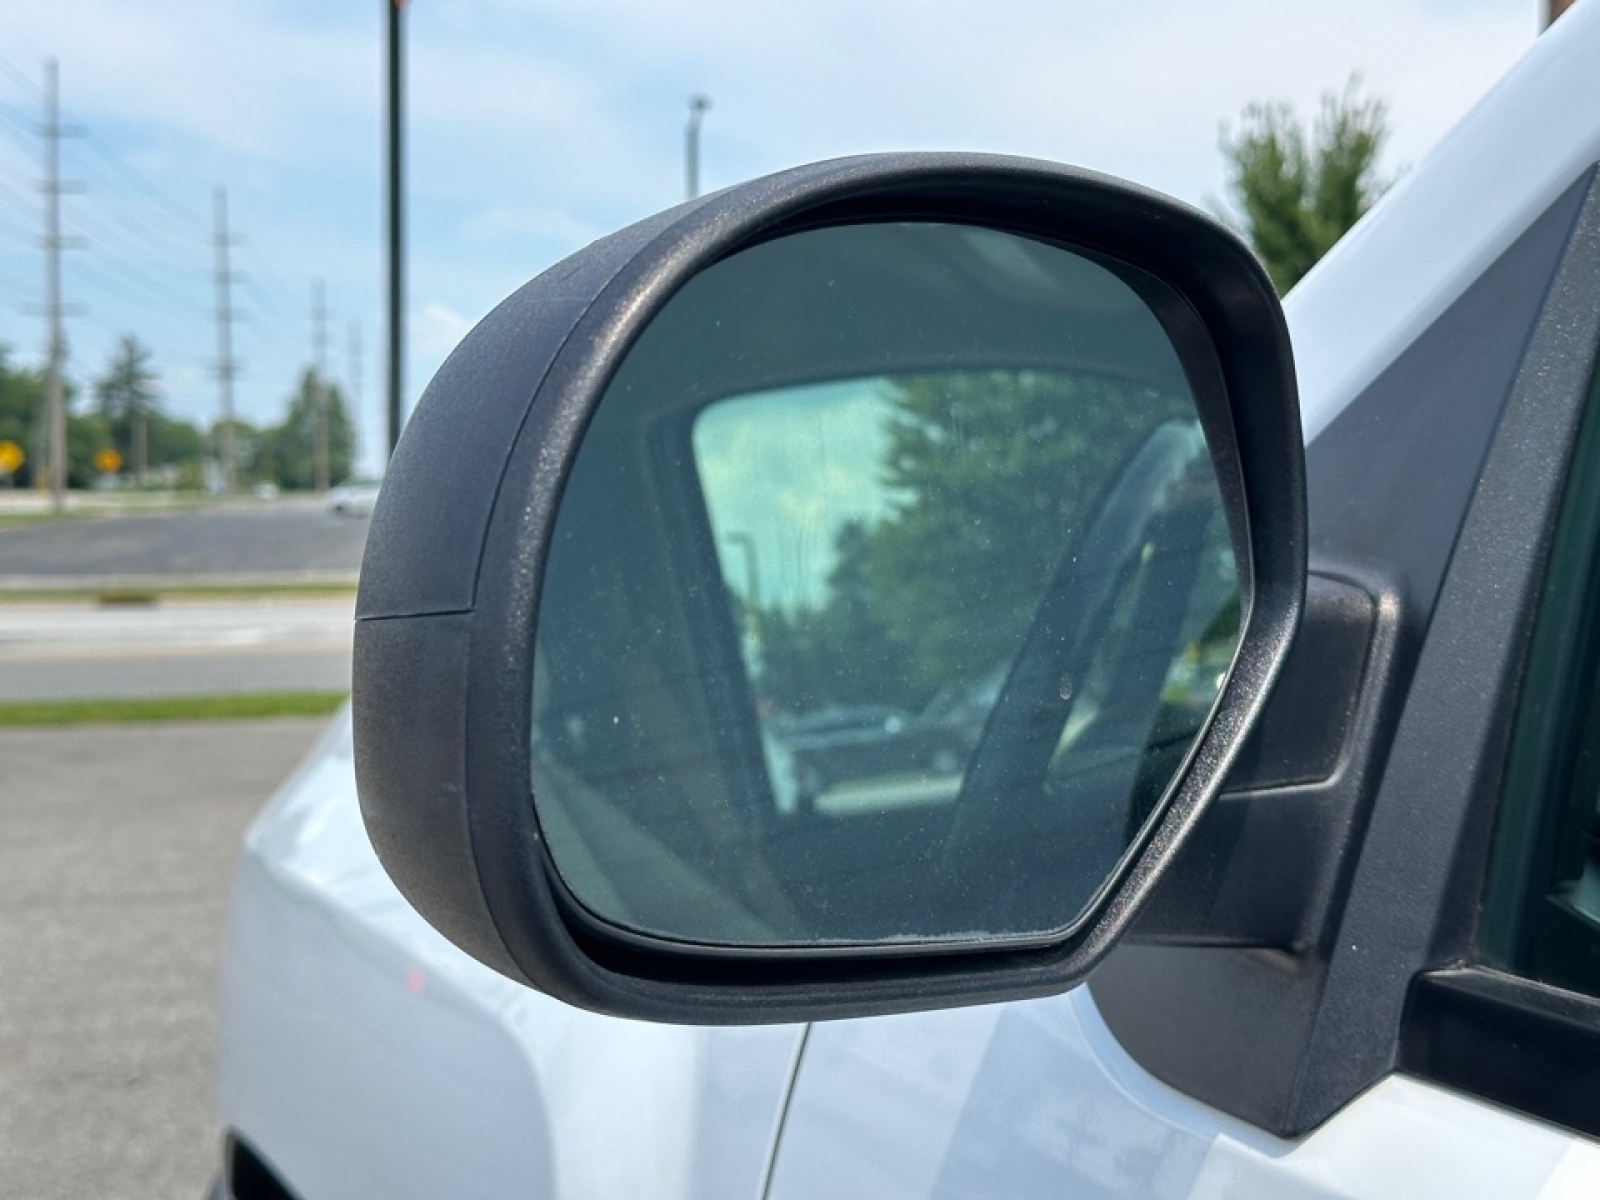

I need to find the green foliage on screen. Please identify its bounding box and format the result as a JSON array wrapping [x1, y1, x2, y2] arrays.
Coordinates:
[[93, 335, 159, 470], [66, 410, 112, 488], [1221, 78, 1391, 294], [754, 371, 1191, 714], [89, 336, 206, 483], [756, 521, 915, 713], [0, 344, 45, 486], [0, 690, 349, 727], [255, 368, 354, 490], [0, 343, 102, 488], [147, 410, 204, 470]]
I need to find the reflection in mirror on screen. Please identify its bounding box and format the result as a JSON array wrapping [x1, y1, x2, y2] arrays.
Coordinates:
[[532, 222, 1241, 949]]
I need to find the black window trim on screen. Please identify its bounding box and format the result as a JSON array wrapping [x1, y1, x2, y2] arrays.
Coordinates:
[[1401, 967, 1600, 1140]]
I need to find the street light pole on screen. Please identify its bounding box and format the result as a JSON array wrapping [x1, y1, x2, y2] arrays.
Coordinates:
[[385, 0, 406, 460], [686, 94, 711, 201]]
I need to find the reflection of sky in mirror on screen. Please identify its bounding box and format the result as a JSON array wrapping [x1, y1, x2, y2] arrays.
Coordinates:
[[692, 380, 902, 611]]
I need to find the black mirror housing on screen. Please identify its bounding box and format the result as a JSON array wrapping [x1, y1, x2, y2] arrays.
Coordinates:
[[353, 153, 1305, 1024]]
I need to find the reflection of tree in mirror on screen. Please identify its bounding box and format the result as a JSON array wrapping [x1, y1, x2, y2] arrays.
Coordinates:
[[754, 370, 1192, 716], [757, 520, 912, 713]]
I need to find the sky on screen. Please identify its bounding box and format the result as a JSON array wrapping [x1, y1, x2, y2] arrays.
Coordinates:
[[0, 0, 1540, 476], [696, 381, 898, 610]]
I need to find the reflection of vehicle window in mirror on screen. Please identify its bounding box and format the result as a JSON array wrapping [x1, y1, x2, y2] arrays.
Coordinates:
[[532, 221, 1242, 948], [692, 378, 1221, 811]]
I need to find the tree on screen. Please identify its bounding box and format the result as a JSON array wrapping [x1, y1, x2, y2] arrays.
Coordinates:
[[0, 344, 46, 488], [752, 371, 1192, 715], [258, 368, 355, 490], [215, 417, 262, 486], [66, 409, 113, 489], [93, 335, 161, 482], [1220, 78, 1391, 294], [0, 344, 101, 488]]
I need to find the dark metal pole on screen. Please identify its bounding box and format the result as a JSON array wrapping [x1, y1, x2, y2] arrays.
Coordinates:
[[385, 0, 405, 459], [686, 94, 711, 201]]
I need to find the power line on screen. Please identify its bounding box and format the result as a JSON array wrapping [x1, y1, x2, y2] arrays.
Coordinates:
[[68, 255, 206, 321], [75, 129, 206, 228], [0, 211, 34, 243], [64, 201, 188, 268], [0, 174, 37, 215], [0, 56, 42, 102], [237, 240, 304, 325], [0, 99, 35, 141], [63, 243, 208, 320], [242, 271, 298, 324], [73, 169, 205, 264], [75, 309, 125, 342]]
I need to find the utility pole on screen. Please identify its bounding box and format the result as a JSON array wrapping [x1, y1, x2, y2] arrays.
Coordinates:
[[686, 94, 712, 201], [213, 187, 241, 494], [313, 279, 330, 493], [385, 0, 406, 460], [348, 320, 363, 471], [38, 60, 82, 512]]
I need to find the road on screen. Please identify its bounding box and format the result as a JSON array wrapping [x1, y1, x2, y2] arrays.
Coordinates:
[[0, 499, 365, 701], [0, 497, 367, 586], [0, 597, 355, 701], [0, 502, 361, 1197], [0, 717, 329, 1200]]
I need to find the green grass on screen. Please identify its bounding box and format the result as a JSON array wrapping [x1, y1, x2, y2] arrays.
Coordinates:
[[0, 510, 102, 529], [0, 690, 349, 727]]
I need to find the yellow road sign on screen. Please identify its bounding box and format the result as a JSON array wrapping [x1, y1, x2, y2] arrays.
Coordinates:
[[94, 447, 122, 474], [0, 439, 23, 476]]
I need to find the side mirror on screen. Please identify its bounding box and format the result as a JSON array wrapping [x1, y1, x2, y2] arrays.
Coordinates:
[[353, 154, 1305, 1024]]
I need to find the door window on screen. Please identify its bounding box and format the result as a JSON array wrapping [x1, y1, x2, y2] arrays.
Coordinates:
[[1479, 366, 1600, 995]]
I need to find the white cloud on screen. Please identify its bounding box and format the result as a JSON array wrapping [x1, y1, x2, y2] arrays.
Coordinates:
[[463, 205, 607, 250], [414, 302, 473, 359]]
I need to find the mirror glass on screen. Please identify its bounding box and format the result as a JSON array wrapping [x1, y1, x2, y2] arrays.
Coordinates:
[[532, 222, 1241, 948]]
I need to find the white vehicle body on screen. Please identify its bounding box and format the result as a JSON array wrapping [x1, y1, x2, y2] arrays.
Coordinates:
[[214, 9, 1600, 1196]]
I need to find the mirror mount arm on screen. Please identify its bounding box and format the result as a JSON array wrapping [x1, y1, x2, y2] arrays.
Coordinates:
[[1127, 571, 1391, 953]]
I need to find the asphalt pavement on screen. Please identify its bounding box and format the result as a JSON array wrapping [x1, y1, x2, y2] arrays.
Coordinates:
[[0, 496, 367, 586], [0, 597, 355, 701], [0, 718, 330, 1200], [0, 499, 364, 1195], [0, 497, 366, 701]]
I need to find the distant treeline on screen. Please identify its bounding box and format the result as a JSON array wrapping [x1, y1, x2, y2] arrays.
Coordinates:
[[0, 335, 353, 491]]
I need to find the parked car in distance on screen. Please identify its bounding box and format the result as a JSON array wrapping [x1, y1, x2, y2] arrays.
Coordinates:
[[324, 481, 380, 517]]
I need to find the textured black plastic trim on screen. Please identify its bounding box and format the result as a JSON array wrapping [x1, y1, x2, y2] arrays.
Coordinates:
[[1402, 968, 1600, 1139], [355, 153, 1305, 1025], [223, 1133, 302, 1200], [1093, 167, 1600, 1135], [1126, 570, 1377, 949]]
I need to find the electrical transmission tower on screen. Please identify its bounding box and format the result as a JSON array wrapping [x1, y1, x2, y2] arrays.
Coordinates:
[[35, 59, 82, 511], [213, 187, 242, 494]]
